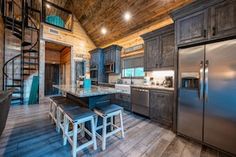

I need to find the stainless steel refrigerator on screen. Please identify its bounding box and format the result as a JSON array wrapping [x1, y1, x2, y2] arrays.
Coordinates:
[[178, 39, 236, 155]]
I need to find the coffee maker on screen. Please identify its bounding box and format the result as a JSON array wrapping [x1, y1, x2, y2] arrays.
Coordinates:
[[163, 76, 173, 88]]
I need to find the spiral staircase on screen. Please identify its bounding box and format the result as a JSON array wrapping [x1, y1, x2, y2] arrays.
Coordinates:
[[2, 0, 40, 105]]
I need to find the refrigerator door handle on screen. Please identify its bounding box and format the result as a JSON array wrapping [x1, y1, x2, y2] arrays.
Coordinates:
[[205, 60, 209, 102], [199, 61, 204, 100]]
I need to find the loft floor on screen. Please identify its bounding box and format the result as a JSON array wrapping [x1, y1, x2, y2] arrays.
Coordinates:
[[0, 99, 227, 157]]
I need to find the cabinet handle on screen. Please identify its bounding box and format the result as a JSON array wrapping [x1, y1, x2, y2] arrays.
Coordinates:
[[212, 27, 216, 36], [203, 29, 207, 38]]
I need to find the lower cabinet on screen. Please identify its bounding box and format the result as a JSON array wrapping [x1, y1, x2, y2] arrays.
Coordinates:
[[112, 93, 131, 111], [149, 90, 174, 127]]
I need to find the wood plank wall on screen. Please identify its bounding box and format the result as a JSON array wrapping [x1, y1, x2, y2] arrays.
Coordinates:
[[42, 17, 96, 57], [0, 16, 4, 90], [40, 16, 95, 99], [45, 50, 61, 64], [60, 47, 71, 85]]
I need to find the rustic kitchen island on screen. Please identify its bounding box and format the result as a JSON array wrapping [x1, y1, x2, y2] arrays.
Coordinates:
[[53, 85, 122, 109]]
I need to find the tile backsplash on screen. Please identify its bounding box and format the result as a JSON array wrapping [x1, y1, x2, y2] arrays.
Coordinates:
[[146, 70, 174, 85]]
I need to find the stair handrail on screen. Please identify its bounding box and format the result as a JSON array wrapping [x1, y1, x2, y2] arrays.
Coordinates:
[[3, 54, 21, 79]]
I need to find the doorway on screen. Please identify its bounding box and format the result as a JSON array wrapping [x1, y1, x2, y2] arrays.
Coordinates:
[[44, 41, 71, 96], [45, 64, 59, 95]]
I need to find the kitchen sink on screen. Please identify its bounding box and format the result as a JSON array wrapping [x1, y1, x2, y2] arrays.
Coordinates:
[[115, 84, 131, 94]]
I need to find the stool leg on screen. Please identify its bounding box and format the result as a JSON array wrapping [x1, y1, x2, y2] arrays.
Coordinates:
[[81, 123, 85, 137], [63, 116, 69, 146], [56, 108, 60, 133], [72, 123, 78, 157], [95, 116, 98, 129], [111, 116, 114, 131], [91, 118, 97, 150], [102, 117, 107, 151], [49, 101, 52, 118], [119, 111, 125, 138]]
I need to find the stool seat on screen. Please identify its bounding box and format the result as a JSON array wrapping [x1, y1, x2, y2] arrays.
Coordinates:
[[58, 103, 80, 111], [65, 107, 96, 122], [50, 96, 66, 101], [94, 104, 123, 116], [53, 99, 72, 105]]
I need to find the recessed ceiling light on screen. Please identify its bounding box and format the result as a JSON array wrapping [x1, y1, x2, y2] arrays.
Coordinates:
[[124, 11, 132, 21], [46, 4, 51, 9], [101, 27, 107, 35]]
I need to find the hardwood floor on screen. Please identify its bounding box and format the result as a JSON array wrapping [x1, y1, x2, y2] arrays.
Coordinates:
[[0, 99, 230, 157]]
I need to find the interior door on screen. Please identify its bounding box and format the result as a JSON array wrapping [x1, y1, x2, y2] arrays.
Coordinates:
[[45, 64, 59, 96], [204, 39, 236, 155], [178, 45, 205, 141]]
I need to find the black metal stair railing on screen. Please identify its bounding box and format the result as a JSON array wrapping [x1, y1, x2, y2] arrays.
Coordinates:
[[2, 0, 40, 105]]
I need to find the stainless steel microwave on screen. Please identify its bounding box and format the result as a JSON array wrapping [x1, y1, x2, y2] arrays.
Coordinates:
[[104, 62, 115, 73]]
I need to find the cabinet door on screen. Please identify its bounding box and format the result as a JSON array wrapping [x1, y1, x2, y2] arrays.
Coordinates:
[[210, 0, 236, 39], [176, 10, 208, 46], [90, 53, 97, 66], [160, 32, 175, 68], [150, 90, 173, 126], [144, 37, 160, 71]]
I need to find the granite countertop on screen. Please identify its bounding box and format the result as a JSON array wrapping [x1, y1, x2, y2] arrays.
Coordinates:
[[53, 85, 123, 97], [131, 84, 174, 91]]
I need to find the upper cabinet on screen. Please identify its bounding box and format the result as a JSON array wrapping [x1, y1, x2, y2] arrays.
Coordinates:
[[171, 0, 236, 47], [141, 24, 175, 71], [103, 45, 122, 74], [89, 48, 105, 83], [210, 0, 236, 39], [144, 37, 160, 71], [176, 10, 208, 45]]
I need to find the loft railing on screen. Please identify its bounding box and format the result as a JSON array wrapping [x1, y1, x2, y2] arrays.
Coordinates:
[[42, 0, 73, 31]]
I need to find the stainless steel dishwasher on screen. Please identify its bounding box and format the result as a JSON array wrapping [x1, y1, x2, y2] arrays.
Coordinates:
[[131, 88, 149, 117]]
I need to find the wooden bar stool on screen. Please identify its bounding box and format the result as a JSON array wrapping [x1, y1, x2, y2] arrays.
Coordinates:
[[63, 107, 97, 157], [94, 104, 125, 151], [49, 96, 67, 124], [56, 103, 80, 133]]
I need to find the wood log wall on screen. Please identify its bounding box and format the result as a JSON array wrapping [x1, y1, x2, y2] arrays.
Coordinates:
[[0, 16, 4, 90]]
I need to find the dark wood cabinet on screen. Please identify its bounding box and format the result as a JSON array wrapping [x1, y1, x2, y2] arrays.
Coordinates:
[[142, 24, 174, 71], [149, 90, 174, 127], [160, 32, 175, 68], [144, 37, 160, 71], [210, 0, 236, 39], [89, 48, 105, 83], [103, 45, 122, 74], [175, 10, 208, 45], [171, 0, 236, 47]]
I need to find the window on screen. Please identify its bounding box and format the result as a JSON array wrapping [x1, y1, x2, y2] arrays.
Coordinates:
[[122, 56, 144, 78]]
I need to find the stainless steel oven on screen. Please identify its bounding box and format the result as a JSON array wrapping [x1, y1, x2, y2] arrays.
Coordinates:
[[131, 88, 149, 117], [90, 65, 98, 85]]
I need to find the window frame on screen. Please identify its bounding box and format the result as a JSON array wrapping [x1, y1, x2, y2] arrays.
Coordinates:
[[121, 67, 144, 79]]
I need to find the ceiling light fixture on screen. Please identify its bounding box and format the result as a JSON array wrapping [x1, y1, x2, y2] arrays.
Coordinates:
[[124, 11, 132, 21], [101, 27, 107, 35], [46, 4, 51, 9]]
